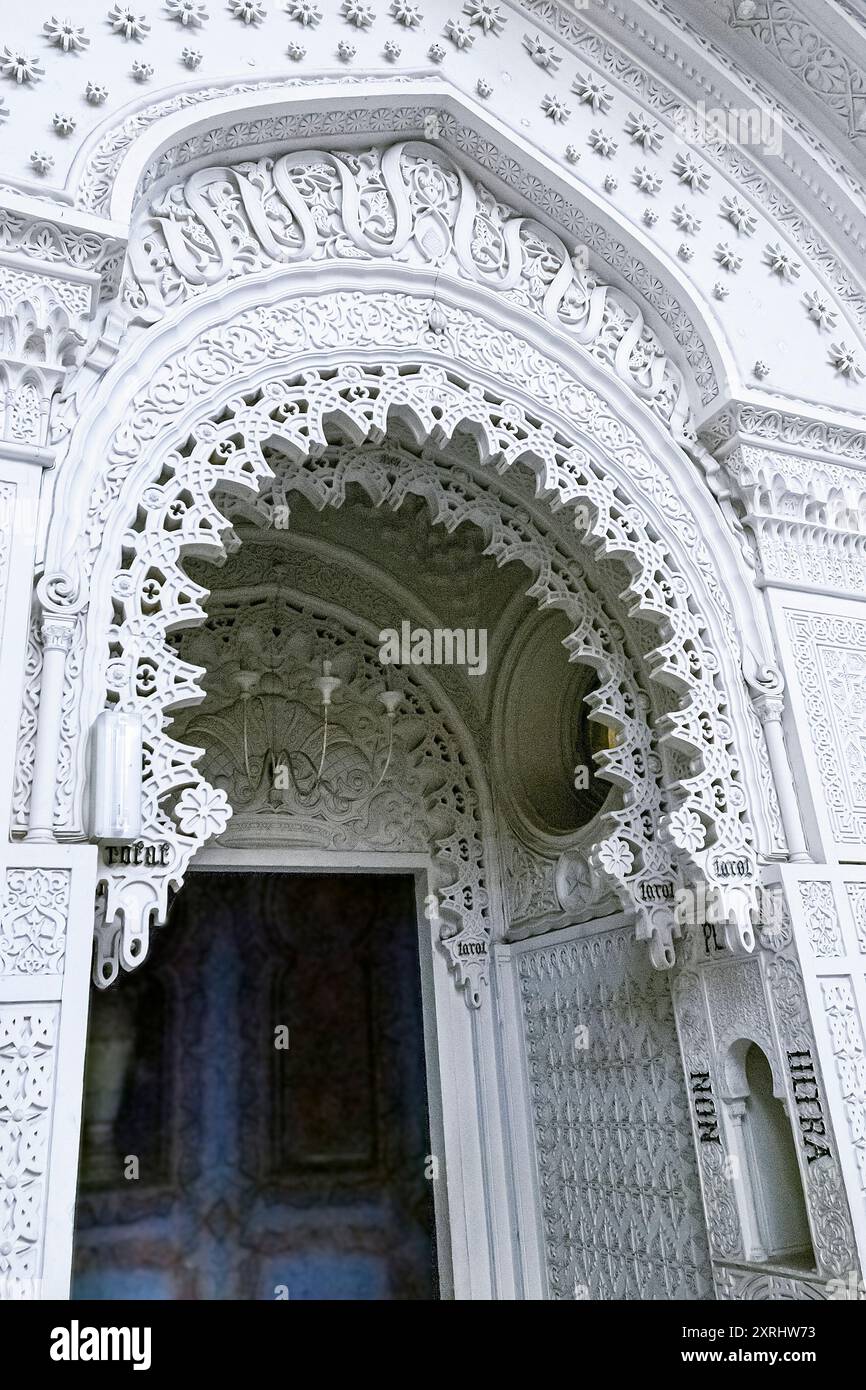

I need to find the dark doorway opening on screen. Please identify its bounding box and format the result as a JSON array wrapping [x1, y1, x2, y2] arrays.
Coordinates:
[[72, 872, 439, 1300]]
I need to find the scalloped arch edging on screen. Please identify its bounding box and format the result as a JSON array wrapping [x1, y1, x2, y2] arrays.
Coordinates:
[[59, 353, 763, 984], [93, 397, 678, 989]]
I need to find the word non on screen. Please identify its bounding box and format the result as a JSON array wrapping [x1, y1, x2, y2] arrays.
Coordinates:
[[690, 1070, 722, 1144]]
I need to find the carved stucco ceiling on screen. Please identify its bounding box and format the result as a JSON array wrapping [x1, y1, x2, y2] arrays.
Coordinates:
[[1, 0, 865, 410], [253, 426, 650, 659], [182, 482, 615, 839], [202, 430, 662, 705], [205, 446, 539, 725], [181, 525, 506, 726], [192, 427, 653, 704], [277, 488, 529, 632], [262, 422, 534, 632]]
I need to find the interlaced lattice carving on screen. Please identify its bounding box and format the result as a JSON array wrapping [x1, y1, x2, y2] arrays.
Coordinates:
[[517, 926, 714, 1300], [108, 587, 494, 1004], [90, 358, 757, 987], [99, 445, 669, 987], [0, 1006, 58, 1290], [127, 141, 697, 447]]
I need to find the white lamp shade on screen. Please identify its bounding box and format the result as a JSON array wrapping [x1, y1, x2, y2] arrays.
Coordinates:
[[90, 709, 143, 841]]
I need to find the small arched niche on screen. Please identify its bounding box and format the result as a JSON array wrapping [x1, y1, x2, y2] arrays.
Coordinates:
[[726, 1039, 815, 1269]]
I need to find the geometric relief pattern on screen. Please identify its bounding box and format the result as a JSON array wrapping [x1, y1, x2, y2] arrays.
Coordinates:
[[705, 958, 772, 1056], [846, 884, 866, 953], [0, 871, 70, 977], [731, 0, 866, 140], [787, 612, 866, 847], [799, 881, 844, 960], [10, 612, 41, 833], [517, 926, 713, 1299], [820, 979, 866, 1199], [824, 647, 866, 817], [0, 1006, 59, 1289]]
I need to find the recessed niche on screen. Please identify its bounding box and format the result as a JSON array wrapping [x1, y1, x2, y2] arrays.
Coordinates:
[[493, 606, 613, 844]]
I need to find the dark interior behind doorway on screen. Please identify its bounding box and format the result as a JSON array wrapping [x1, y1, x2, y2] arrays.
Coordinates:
[[72, 872, 438, 1300]]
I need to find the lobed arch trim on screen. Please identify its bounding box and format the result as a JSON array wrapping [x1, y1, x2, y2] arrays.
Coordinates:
[[31, 269, 781, 974]]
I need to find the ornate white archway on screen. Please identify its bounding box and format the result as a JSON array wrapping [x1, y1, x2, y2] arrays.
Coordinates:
[[102, 427, 667, 989], [25, 258, 780, 975], [3, 3, 865, 1304]]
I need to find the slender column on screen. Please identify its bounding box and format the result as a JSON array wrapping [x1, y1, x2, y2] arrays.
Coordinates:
[[26, 615, 76, 843], [746, 666, 811, 864], [722, 1099, 765, 1261]]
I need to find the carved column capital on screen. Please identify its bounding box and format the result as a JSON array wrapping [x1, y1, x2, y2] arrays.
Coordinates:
[[752, 696, 785, 727], [40, 615, 76, 652], [700, 403, 866, 599]]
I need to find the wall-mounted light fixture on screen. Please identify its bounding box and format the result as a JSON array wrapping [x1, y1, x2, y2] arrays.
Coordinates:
[[234, 659, 403, 804], [90, 709, 143, 841]]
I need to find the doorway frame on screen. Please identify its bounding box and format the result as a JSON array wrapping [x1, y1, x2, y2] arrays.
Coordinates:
[[190, 841, 520, 1301]]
